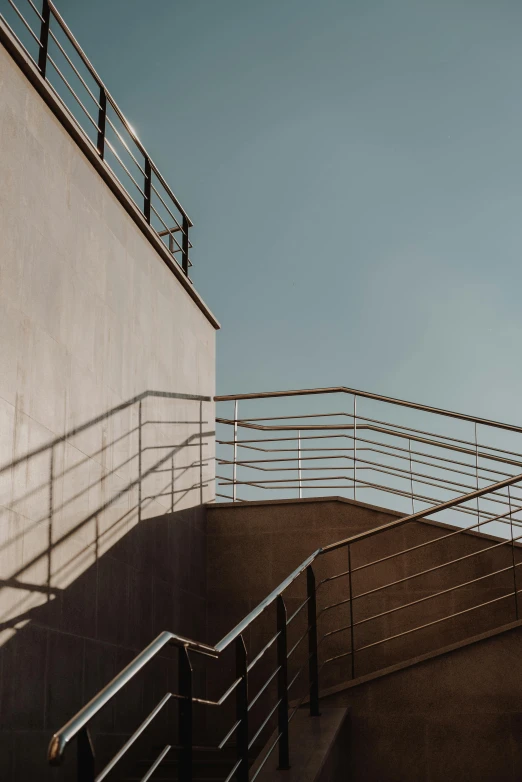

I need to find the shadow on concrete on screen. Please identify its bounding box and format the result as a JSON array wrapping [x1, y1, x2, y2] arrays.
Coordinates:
[[0, 390, 214, 780]]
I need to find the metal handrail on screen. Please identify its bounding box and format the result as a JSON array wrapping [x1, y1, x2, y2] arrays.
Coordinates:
[[47, 551, 319, 765], [216, 385, 522, 515], [43, 0, 192, 225], [215, 386, 522, 434], [48, 466, 522, 776], [1, 0, 193, 279]]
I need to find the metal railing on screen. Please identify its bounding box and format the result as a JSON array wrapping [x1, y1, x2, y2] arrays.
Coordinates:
[[215, 387, 522, 535], [1, 0, 192, 275], [48, 468, 522, 781]]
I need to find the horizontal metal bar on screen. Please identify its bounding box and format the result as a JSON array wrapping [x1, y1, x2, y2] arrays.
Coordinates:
[[95, 693, 172, 781], [322, 649, 353, 665], [223, 759, 243, 782], [7, 0, 41, 46], [47, 1, 104, 85], [139, 745, 171, 782], [105, 114, 146, 175], [354, 526, 521, 603], [351, 505, 515, 576], [288, 661, 307, 691], [322, 470, 522, 554], [351, 409, 522, 460], [216, 552, 319, 653], [217, 434, 518, 480], [217, 475, 488, 523], [39, 2, 192, 224], [212, 676, 243, 707], [48, 28, 101, 108], [229, 409, 515, 465], [319, 623, 352, 642], [25, 0, 44, 22], [247, 631, 280, 672], [356, 591, 516, 653], [218, 453, 522, 508], [48, 630, 216, 763], [318, 570, 349, 588], [248, 666, 281, 711], [219, 419, 522, 471], [47, 55, 100, 131], [251, 731, 283, 782], [249, 699, 282, 749], [218, 719, 241, 750], [150, 204, 185, 254], [105, 138, 146, 195], [319, 596, 351, 616], [215, 386, 522, 435], [222, 457, 521, 517], [287, 596, 310, 625], [287, 627, 310, 660], [151, 183, 185, 233], [354, 563, 515, 631]]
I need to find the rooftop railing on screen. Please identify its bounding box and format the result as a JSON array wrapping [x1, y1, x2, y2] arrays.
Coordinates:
[[1, 0, 193, 275]]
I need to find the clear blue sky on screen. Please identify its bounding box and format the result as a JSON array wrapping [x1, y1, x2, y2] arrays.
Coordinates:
[[57, 0, 522, 421]]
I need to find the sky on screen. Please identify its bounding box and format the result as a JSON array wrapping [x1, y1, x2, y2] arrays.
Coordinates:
[[50, 0, 522, 422]]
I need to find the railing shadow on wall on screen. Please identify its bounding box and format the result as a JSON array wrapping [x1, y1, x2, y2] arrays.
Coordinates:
[[0, 389, 213, 780]]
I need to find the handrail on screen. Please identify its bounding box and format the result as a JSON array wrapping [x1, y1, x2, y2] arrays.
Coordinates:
[[43, 0, 192, 225], [215, 386, 522, 435], [48, 632, 217, 763], [48, 551, 319, 764], [1, 0, 196, 289], [322, 468, 522, 553], [48, 466, 522, 767], [215, 552, 319, 653]]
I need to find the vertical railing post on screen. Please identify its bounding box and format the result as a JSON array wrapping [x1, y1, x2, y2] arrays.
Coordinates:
[[276, 596, 290, 769], [353, 395, 357, 500], [474, 423, 480, 527], [38, 0, 51, 78], [144, 157, 152, 223], [97, 86, 107, 159], [182, 215, 190, 275], [171, 453, 175, 513], [508, 486, 519, 620], [297, 430, 302, 499], [77, 727, 95, 782], [408, 438, 414, 514], [138, 400, 142, 523], [235, 635, 249, 782], [178, 646, 193, 782], [347, 545, 356, 680], [233, 400, 238, 502], [306, 566, 320, 716]]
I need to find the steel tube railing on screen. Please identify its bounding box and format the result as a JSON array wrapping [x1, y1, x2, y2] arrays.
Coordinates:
[[48, 465, 522, 781], [216, 386, 522, 508], [1, 0, 193, 275]]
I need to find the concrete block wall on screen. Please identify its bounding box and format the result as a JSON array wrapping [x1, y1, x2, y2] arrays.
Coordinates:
[[0, 39, 217, 780]]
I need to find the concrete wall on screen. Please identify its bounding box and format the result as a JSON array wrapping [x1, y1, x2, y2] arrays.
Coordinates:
[[322, 622, 522, 781], [0, 40, 216, 780], [206, 496, 520, 744]]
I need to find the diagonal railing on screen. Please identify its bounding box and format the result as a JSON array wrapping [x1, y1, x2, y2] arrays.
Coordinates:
[[48, 467, 522, 781], [1, 0, 193, 275]]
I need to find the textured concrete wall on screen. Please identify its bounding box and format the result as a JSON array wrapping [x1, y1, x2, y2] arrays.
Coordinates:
[[206, 496, 520, 744], [0, 42, 216, 780], [322, 622, 522, 781]]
